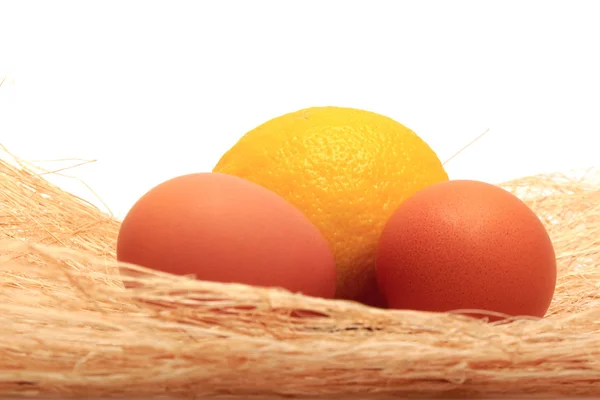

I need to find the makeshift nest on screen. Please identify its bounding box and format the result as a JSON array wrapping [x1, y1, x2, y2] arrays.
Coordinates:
[[0, 147, 599, 399]]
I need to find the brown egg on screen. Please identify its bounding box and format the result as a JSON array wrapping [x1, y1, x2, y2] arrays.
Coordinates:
[[375, 179, 557, 320], [117, 172, 337, 299]]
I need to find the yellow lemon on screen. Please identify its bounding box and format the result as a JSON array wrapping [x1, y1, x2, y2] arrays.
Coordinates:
[[213, 106, 448, 306]]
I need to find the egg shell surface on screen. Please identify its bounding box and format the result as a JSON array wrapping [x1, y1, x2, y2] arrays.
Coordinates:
[[376, 179, 557, 320], [116, 172, 337, 299]]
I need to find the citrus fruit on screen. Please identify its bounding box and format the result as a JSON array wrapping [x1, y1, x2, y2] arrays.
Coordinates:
[[213, 106, 448, 306]]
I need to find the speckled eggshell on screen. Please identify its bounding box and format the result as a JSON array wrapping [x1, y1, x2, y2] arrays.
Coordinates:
[[375, 179, 557, 320]]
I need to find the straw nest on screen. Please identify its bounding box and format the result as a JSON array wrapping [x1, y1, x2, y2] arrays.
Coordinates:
[[0, 147, 599, 399]]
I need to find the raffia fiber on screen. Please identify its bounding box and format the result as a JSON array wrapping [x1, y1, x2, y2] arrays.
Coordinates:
[[0, 146, 599, 399]]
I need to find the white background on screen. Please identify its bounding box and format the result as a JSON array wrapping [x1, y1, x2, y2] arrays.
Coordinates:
[[2, 0, 599, 220]]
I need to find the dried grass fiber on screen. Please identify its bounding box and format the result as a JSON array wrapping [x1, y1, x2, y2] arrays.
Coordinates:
[[1, 147, 599, 399]]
